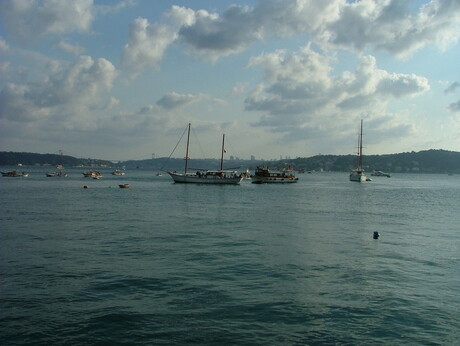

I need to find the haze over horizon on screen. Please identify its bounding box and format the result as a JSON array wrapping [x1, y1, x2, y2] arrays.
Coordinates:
[[1, 0, 460, 161]]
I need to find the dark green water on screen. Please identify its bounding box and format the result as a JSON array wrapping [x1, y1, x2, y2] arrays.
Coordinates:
[[1, 167, 459, 344]]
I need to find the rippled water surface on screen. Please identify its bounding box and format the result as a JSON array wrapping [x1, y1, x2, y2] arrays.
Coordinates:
[[1, 167, 459, 344]]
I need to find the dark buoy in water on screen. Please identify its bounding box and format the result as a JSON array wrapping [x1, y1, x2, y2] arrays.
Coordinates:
[[373, 231, 380, 239], [83, 185, 89, 189]]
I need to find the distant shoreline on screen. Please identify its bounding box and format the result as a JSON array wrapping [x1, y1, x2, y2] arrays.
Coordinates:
[[1, 149, 460, 174]]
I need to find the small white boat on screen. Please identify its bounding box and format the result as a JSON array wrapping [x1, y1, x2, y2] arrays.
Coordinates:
[[350, 120, 369, 183], [111, 170, 125, 176], [372, 170, 391, 177]]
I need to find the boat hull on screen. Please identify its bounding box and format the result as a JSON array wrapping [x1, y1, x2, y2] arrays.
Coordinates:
[[2, 171, 28, 177], [167, 172, 243, 184], [349, 171, 367, 182], [251, 176, 298, 184]]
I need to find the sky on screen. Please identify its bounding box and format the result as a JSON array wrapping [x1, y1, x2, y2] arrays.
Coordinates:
[[1, 0, 460, 161]]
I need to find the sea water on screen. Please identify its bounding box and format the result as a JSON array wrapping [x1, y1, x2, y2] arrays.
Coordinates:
[[1, 167, 459, 344]]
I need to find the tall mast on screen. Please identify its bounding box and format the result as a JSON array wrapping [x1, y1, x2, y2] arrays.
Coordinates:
[[184, 123, 191, 174], [220, 134, 225, 171], [358, 119, 363, 169], [356, 134, 360, 169]]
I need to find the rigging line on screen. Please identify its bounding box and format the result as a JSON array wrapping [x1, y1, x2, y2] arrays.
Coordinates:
[[224, 136, 241, 159], [159, 125, 189, 171], [190, 126, 207, 160]]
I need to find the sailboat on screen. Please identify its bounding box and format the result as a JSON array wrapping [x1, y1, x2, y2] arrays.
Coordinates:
[[349, 120, 369, 182], [167, 123, 244, 184]]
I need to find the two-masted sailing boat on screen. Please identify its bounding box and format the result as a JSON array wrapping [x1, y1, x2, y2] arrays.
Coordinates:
[[349, 119, 369, 182], [167, 123, 244, 184]]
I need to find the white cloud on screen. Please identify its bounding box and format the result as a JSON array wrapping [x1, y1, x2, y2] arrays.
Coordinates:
[[0, 55, 116, 122], [156, 92, 204, 110], [121, 17, 177, 74], [0, 0, 95, 42], [324, 0, 460, 57], [114, 1, 460, 74], [167, 0, 460, 62], [175, 5, 264, 60], [244, 46, 429, 143]]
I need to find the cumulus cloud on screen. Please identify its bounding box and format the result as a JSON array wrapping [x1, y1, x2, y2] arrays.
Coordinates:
[[326, 0, 460, 57], [0, 55, 116, 122], [164, 0, 460, 63], [116, 1, 460, 73], [175, 5, 264, 60], [156, 92, 203, 110], [244, 46, 429, 141], [0, 0, 95, 42], [170, 1, 340, 61], [121, 17, 177, 73]]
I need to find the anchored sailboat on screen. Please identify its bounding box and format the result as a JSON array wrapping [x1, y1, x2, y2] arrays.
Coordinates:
[[349, 119, 369, 182], [167, 123, 243, 184]]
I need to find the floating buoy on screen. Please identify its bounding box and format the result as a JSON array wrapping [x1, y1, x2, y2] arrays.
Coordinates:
[[373, 231, 380, 239], [83, 185, 89, 189], [119, 184, 130, 188]]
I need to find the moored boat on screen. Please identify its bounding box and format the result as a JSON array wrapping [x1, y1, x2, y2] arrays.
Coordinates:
[[111, 170, 125, 176], [83, 171, 102, 179], [251, 166, 298, 184], [46, 170, 68, 177], [371, 170, 391, 177], [1, 170, 28, 177], [166, 123, 244, 185], [349, 120, 369, 182]]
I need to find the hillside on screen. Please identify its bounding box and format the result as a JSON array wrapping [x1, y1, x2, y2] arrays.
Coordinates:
[[0, 151, 113, 168], [1, 149, 459, 174], [290, 149, 460, 173]]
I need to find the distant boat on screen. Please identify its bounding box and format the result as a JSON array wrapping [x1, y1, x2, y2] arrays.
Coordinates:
[[166, 123, 244, 184], [1, 170, 28, 177], [111, 170, 125, 176], [46, 171, 68, 177], [119, 184, 130, 188], [83, 171, 102, 179], [349, 120, 369, 182], [371, 170, 391, 177], [251, 166, 298, 184]]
